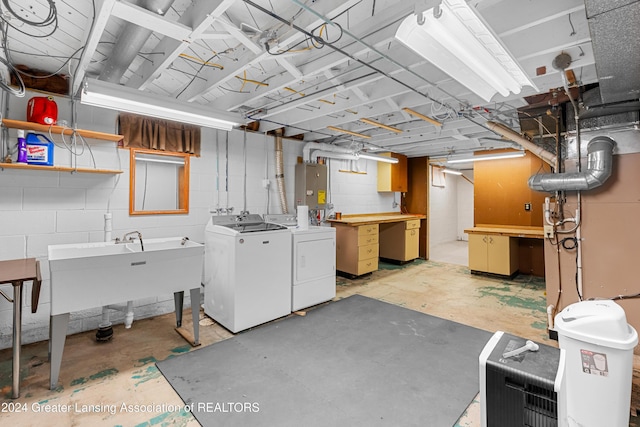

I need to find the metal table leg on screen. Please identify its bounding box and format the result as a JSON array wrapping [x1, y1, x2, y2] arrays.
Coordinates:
[[190, 287, 200, 346], [49, 313, 70, 390], [12, 281, 22, 399], [174, 291, 184, 327]]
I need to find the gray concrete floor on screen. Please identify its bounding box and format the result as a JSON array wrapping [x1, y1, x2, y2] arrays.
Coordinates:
[[1, 259, 638, 426], [429, 240, 469, 266]]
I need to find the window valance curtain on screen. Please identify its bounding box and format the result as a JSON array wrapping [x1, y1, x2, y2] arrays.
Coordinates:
[[117, 113, 201, 155]]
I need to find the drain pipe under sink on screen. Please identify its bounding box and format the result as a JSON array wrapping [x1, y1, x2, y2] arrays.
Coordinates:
[[97, 213, 135, 342]]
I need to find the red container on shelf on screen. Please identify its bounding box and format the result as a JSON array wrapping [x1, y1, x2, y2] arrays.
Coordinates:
[[27, 96, 58, 125]]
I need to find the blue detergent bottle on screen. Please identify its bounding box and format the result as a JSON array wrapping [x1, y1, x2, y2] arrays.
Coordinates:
[[25, 133, 55, 166], [17, 129, 27, 163]]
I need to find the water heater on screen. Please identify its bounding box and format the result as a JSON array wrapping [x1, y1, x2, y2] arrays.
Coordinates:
[[295, 163, 327, 209]]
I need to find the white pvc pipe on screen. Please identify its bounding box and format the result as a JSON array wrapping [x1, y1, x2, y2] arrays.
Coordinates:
[[100, 213, 113, 331], [576, 223, 583, 300], [104, 213, 112, 242], [101, 212, 135, 329]]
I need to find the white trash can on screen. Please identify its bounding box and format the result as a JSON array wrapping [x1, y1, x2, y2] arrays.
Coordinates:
[[555, 299, 638, 427]]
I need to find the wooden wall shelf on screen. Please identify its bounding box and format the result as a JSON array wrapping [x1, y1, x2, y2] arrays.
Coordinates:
[[0, 163, 122, 174], [2, 119, 123, 143]]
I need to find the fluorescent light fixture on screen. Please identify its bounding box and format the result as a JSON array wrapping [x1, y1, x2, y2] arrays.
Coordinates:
[[327, 125, 371, 139], [136, 154, 185, 165], [442, 168, 462, 175], [447, 151, 525, 164], [358, 152, 400, 164], [81, 78, 241, 131], [402, 107, 442, 127], [395, 0, 537, 102], [359, 118, 403, 133]]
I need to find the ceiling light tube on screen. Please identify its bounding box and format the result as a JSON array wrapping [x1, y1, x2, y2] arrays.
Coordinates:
[[327, 126, 371, 139], [80, 78, 241, 131], [395, 0, 536, 102], [442, 168, 462, 175], [135, 154, 185, 165], [359, 118, 403, 133], [402, 107, 442, 127], [357, 152, 399, 164], [447, 151, 525, 164]]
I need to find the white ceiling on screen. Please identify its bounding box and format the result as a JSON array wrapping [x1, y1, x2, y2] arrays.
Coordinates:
[[3, 0, 626, 158]]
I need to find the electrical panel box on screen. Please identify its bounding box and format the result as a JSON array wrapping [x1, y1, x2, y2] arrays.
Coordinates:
[[295, 163, 327, 209]]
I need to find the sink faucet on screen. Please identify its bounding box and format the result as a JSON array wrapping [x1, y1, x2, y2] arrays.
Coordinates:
[[117, 231, 144, 251]]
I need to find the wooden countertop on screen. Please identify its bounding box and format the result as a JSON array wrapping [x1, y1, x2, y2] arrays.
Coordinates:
[[327, 213, 426, 226], [464, 225, 544, 239]]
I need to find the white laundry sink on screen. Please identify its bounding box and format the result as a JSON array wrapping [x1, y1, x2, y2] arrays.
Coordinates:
[[48, 237, 204, 316]]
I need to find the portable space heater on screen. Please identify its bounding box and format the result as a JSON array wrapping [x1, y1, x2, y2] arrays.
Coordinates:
[[479, 331, 566, 427]]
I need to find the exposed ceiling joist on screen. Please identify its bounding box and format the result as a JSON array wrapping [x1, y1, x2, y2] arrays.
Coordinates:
[[72, 0, 117, 94]]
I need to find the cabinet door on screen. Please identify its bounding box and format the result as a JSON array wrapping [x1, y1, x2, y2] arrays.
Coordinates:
[[487, 235, 515, 275], [405, 229, 419, 260], [468, 234, 488, 272]]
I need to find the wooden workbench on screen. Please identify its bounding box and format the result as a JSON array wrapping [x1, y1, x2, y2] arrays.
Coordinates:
[[327, 213, 426, 226], [464, 224, 544, 239], [464, 224, 544, 277], [328, 213, 426, 276]]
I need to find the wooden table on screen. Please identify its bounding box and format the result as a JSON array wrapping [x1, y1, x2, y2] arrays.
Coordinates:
[[0, 258, 41, 398]]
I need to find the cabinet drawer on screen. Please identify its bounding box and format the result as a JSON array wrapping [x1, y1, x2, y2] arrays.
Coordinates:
[[358, 243, 379, 261], [357, 233, 379, 246], [405, 219, 420, 230], [357, 258, 378, 275], [357, 224, 379, 237]]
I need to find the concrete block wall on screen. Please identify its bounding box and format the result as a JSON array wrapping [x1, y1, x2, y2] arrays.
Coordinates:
[[0, 90, 396, 350]]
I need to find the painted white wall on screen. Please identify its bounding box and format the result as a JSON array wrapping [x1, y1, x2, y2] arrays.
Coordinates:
[[428, 166, 459, 246], [0, 90, 397, 349], [456, 170, 474, 241], [428, 166, 474, 249], [326, 158, 397, 215]]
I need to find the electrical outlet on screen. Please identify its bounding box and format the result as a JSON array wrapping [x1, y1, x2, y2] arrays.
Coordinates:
[[524, 203, 531, 211], [262, 179, 270, 189], [544, 225, 555, 238]]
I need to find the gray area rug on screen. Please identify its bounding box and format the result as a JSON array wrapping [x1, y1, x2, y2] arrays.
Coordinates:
[[156, 294, 493, 427]]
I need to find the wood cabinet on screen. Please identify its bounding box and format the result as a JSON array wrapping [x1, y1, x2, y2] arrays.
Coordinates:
[[379, 219, 420, 262], [468, 233, 518, 276], [377, 152, 408, 192], [334, 223, 379, 276]]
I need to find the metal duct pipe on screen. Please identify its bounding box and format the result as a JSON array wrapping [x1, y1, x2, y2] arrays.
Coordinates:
[[528, 136, 616, 192], [303, 142, 354, 162], [310, 150, 358, 163], [99, 0, 175, 83], [486, 121, 556, 167], [274, 129, 289, 214]]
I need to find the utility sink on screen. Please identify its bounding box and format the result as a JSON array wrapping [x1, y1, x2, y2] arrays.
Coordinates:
[[47, 236, 204, 390], [48, 237, 204, 316]]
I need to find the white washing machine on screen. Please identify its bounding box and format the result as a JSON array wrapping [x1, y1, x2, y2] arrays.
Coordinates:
[[265, 214, 336, 311], [203, 214, 292, 333]]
